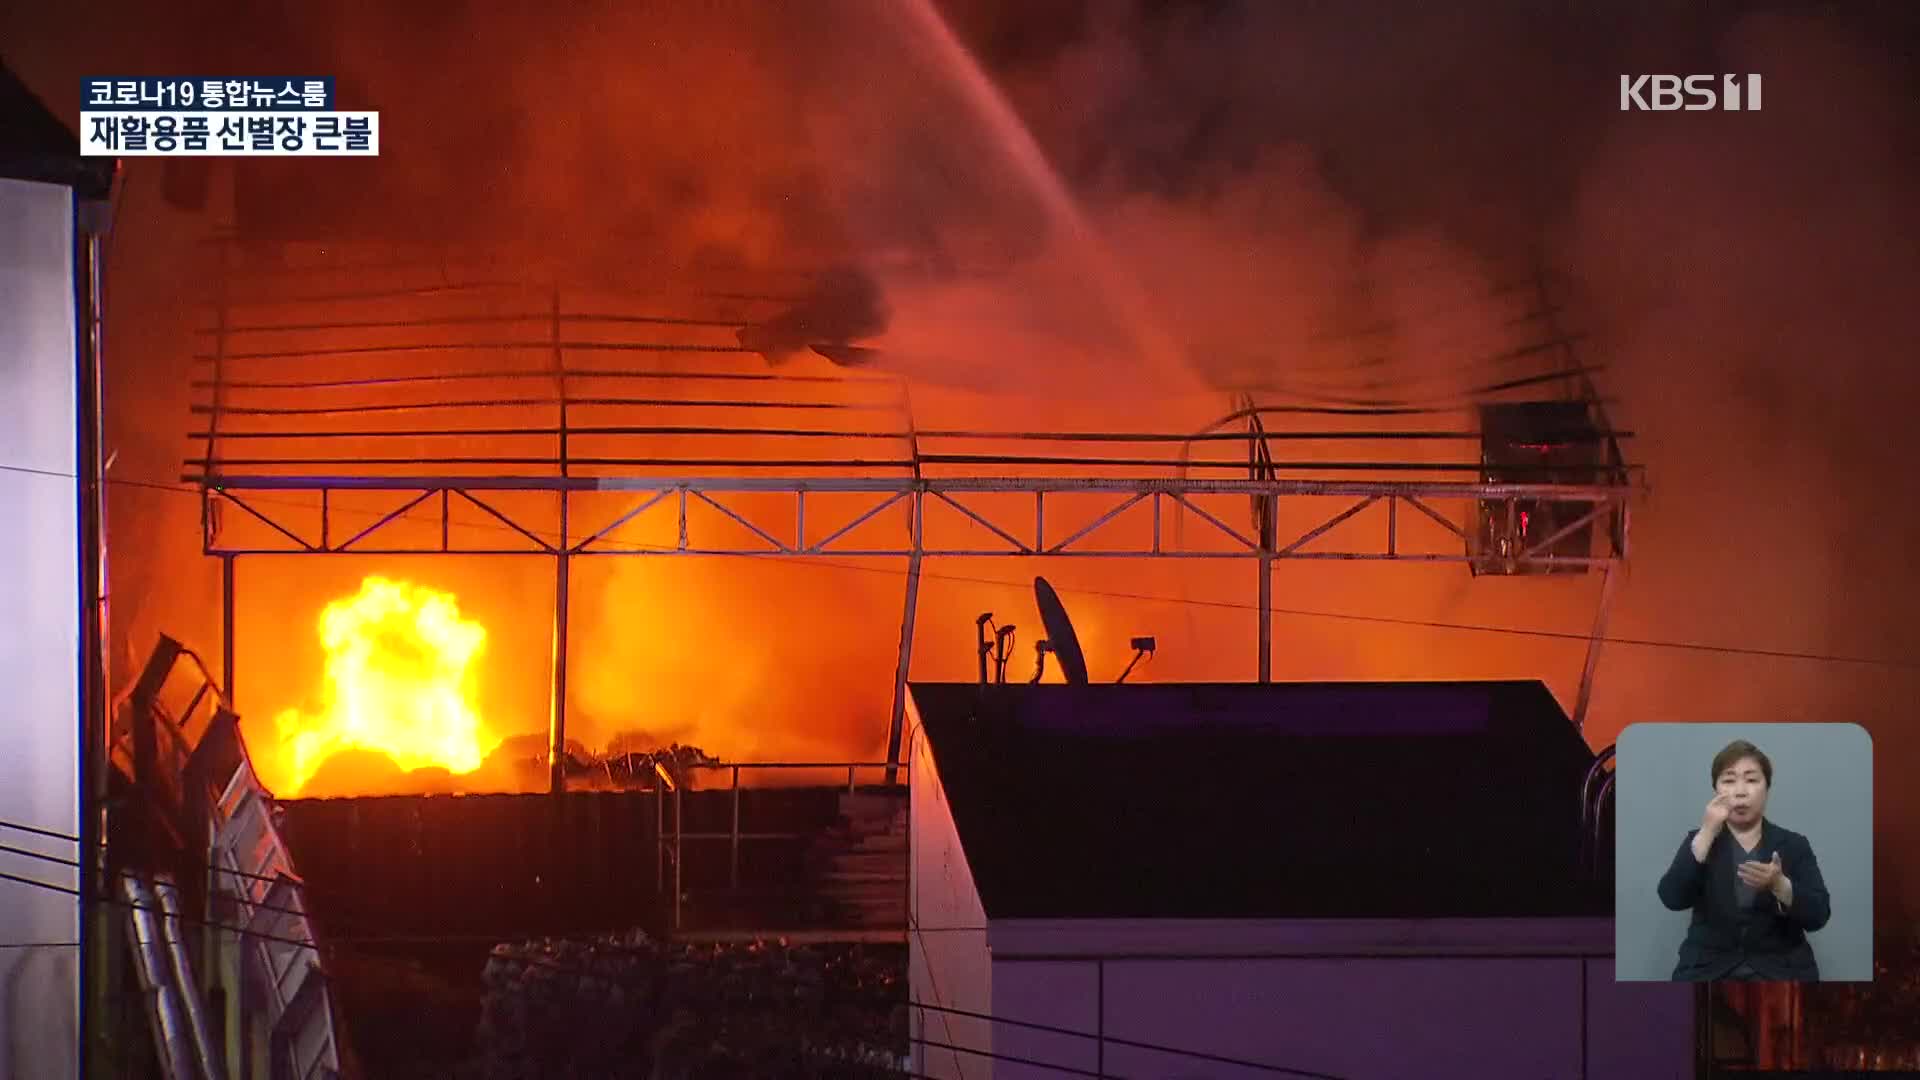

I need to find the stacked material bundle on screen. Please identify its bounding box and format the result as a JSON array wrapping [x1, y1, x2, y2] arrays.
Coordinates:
[[476, 931, 906, 1078]]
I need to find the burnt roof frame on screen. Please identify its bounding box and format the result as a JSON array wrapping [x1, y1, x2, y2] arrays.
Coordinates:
[[182, 238, 1640, 793]]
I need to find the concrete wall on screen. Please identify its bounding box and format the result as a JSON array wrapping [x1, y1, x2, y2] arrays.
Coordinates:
[[907, 705, 994, 1080], [0, 176, 82, 1080], [982, 919, 1694, 1079]]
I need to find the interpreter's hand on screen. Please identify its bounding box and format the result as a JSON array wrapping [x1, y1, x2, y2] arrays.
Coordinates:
[[1700, 793, 1734, 836], [1737, 852, 1786, 896]]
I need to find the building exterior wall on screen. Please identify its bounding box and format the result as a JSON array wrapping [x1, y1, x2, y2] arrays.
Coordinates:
[[986, 961, 1101, 1077], [981, 919, 1693, 1079], [1586, 957, 1699, 1079], [0, 175, 82, 1080], [908, 706, 994, 1079]]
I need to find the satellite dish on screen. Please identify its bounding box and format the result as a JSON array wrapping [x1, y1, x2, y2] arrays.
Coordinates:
[[1033, 576, 1089, 685]]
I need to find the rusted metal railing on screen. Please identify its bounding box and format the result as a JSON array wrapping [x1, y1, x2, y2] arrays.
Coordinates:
[[653, 761, 903, 933]]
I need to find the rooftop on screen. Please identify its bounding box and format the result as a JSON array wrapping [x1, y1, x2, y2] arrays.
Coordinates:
[[910, 680, 1611, 922]]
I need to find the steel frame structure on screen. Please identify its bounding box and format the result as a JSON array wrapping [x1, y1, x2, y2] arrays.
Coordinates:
[[187, 240, 1638, 794]]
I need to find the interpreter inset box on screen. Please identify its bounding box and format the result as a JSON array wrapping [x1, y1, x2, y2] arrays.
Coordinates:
[[1614, 723, 1873, 982]]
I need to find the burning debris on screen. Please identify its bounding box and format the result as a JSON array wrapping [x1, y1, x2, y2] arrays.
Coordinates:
[[475, 740, 725, 794], [264, 573, 734, 798], [573, 743, 723, 790]]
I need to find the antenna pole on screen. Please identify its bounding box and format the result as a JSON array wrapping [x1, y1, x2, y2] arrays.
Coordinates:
[[994, 626, 1015, 684]]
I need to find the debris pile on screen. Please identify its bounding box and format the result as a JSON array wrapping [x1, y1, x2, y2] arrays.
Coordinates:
[[566, 742, 724, 791]]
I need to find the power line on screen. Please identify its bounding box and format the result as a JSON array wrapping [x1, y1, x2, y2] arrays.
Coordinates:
[[4, 820, 1471, 1080], [0, 854, 924, 1071], [0, 822, 313, 893], [0, 819, 81, 844], [910, 1037, 1104, 1078], [0, 842, 83, 873], [0, 824, 743, 957], [0, 858, 538, 958], [907, 1000, 1332, 1078], [906, 892, 1342, 1080], [0, 832, 611, 943], [0, 844, 318, 945], [906, 916, 969, 1078], [1, 821, 540, 949], [0, 867, 85, 899], [0, 867, 1342, 1080], [4, 460, 1915, 673]]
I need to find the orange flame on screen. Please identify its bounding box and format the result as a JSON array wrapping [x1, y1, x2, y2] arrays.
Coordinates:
[[273, 576, 504, 794]]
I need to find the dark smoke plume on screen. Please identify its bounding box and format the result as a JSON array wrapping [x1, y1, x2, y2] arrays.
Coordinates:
[[737, 266, 891, 366]]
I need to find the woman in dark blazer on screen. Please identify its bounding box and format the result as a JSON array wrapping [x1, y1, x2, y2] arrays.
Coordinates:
[[1657, 739, 1831, 981]]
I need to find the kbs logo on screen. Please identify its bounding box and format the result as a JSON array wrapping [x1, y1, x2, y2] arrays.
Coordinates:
[[1620, 74, 1763, 111]]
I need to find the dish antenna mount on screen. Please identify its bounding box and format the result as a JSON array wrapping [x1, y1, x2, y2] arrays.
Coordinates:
[[1030, 576, 1090, 685]]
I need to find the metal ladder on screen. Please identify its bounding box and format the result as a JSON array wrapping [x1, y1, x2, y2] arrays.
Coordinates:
[[114, 635, 346, 1079], [1579, 744, 1617, 881]]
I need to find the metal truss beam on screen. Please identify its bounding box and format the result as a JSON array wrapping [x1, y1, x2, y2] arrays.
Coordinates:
[[202, 474, 1629, 497], [200, 475, 1632, 568]]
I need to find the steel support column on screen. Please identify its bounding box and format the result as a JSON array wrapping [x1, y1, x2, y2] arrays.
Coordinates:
[[884, 496, 924, 784], [1258, 555, 1272, 683], [216, 553, 244, 1075], [76, 199, 113, 1080], [674, 780, 684, 931], [549, 291, 571, 796], [1258, 492, 1276, 683], [1572, 558, 1620, 734], [221, 554, 235, 700], [550, 517, 570, 795]]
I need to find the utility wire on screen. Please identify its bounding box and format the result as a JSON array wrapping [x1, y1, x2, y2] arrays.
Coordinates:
[[0, 854, 925, 1074], [0, 830, 637, 943], [0, 819, 82, 844], [0, 858, 567, 958], [3, 816, 1343, 1078], [908, 999, 1345, 1079]]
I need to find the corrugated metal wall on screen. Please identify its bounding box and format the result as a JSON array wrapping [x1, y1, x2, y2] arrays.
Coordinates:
[[276, 786, 861, 943], [281, 792, 667, 943]]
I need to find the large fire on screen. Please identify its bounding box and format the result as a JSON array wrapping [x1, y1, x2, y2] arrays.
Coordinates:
[[273, 576, 504, 795]]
